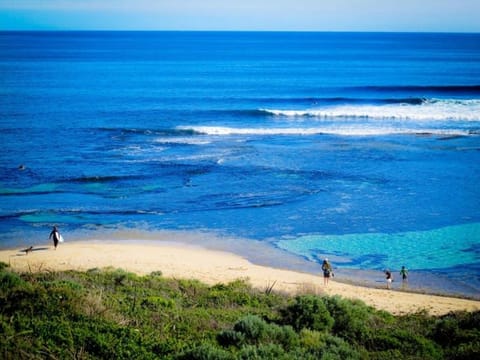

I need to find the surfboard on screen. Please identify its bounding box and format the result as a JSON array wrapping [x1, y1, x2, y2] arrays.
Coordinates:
[[58, 234, 64, 243]]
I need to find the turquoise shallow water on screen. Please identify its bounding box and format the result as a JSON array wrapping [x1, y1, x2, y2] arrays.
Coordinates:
[[276, 222, 480, 271]]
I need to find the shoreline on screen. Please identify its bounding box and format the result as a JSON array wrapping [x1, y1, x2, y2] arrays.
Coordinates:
[[1, 240, 479, 316], [2, 227, 478, 299], [6, 226, 478, 299]]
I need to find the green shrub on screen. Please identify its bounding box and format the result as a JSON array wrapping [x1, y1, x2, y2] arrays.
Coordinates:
[[396, 310, 436, 340], [0, 270, 26, 291], [433, 317, 460, 346], [367, 330, 403, 351], [233, 315, 268, 343], [203, 280, 256, 308], [434, 311, 480, 360], [174, 278, 210, 305], [237, 343, 286, 359], [320, 333, 362, 360], [456, 310, 480, 330], [322, 295, 377, 344], [264, 323, 299, 351], [298, 330, 363, 359], [299, 329, 326, 352], [369, 329, 442, 359], [176, 343, 233, 360], [217, 329, 246, 347], [141, 295, 175, 310], [449, 340, 480, 360], [367, 349, 404, 360], [112, 270, 129, 286], [1, 284, 42, 316], [433, 311, 480, 345], [280, 295, 334, 332]]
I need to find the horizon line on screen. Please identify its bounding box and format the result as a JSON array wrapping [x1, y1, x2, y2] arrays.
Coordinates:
[[1, 29, 479, 34]]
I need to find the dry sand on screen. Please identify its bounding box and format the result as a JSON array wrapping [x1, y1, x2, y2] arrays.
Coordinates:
[[1, 241, 479, 316]]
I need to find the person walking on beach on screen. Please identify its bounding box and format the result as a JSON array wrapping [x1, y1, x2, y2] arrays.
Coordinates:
[[322, 258, 333, 285], [385, 269, 393, 289], [49, 226, 60, 250]]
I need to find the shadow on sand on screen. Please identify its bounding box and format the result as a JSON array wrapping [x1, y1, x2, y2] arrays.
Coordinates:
[[18, 247, 50, 256]]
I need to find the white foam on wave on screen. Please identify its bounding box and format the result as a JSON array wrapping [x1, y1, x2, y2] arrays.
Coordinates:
[[154, 137, 212, 145], [261, 99, 480, 121], [177, 125, 471, 137], [177, 126, 324, 136]]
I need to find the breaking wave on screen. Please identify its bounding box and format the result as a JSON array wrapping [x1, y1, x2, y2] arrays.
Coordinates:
[[260, 99, 480, 121], [177, 125, 476, 137]]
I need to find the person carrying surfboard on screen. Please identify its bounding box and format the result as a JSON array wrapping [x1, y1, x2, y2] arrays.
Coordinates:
[[49, 226, 61, 250]]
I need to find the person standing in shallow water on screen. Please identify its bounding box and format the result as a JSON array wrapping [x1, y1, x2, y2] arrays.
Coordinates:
[[400, 266, 409, 287], [49, 226, 60, 250], [321, 258, 333, 286]]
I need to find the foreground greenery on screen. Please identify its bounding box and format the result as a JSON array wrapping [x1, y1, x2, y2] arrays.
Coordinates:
[[0, 262, 479, 359]]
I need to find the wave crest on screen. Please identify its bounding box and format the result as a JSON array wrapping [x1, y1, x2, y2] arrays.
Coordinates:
[[176, 125, 473, 137], [260, 99, 480, 121]]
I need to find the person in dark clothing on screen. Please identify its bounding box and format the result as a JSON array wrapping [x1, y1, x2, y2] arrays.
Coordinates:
[[321, 258, 333, 286], [49, 226, 60, 250], [400, 266, 408, 282], [400, 266, 409, 288]]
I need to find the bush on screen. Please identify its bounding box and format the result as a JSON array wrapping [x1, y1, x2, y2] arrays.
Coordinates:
[[322, 296, 378, 344], [217, 329, 245, 347], [280, 295, 334, 332], [237, 343, 286, 359], [218, 315, 299, 352], [297, 329, 363, 359], [369, 329, 442, 359], [456, 311, 480, 330], [0, 261, 9, 271], [203, 280, 256, 308], [264, 323, 299, 351], [176, 343, 233, 360], [233, 315, 268, 343], [434, 311, 480, 344], [141, 296, 175, 310], [0, 270, 26, 291], [367, 349, 404, 360], [320, 334, 362, 360], [299, 329, 326, 352], [450, 340, 480, 360], [433, 317, 460, 346], [434, 311, 480, 360]]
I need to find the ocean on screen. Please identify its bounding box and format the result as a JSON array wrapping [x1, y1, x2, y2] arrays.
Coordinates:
[[1, 31, 479, 297]]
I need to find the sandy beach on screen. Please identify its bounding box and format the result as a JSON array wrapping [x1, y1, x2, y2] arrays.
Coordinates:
[[1, 241, 478, 316]]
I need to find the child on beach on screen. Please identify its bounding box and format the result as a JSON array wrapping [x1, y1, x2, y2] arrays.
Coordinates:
[[321, 258, 333, 286], [385, 270, 393, 289]]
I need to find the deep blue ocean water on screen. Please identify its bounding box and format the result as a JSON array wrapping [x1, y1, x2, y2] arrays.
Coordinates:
[[1, 32, 479, 295]]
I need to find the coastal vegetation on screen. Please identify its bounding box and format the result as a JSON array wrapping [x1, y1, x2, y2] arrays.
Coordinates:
[[1, 262, 478, 359]]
